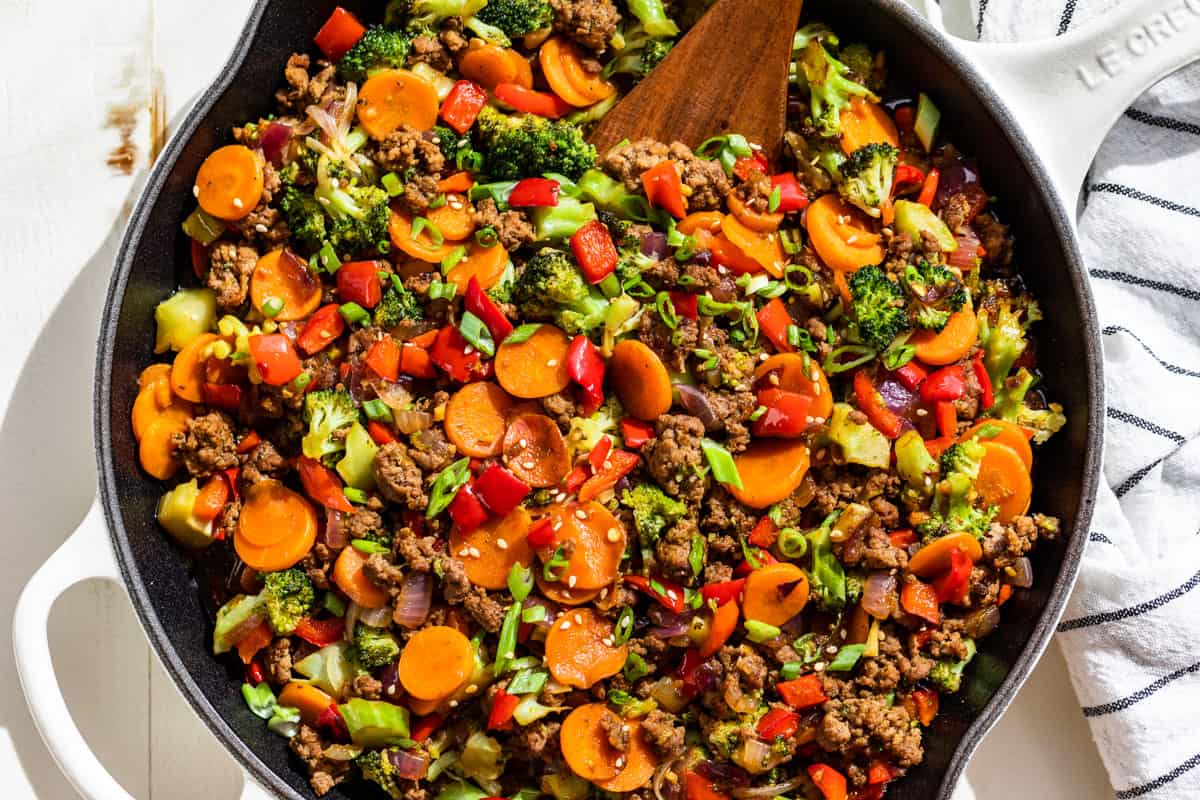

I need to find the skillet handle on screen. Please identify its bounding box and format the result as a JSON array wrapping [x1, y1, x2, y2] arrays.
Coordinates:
[[912, 0, 1200, 214], [12, 496, 276, 800]]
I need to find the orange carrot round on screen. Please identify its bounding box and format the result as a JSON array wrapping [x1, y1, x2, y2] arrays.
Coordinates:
[[426, 193, 476, 242], [494, 325, 572, 399], [459, 42, 533, 91], [699, 597, 740, 658], [609, 340, 673, 421], [331, 544, 390, 609], [398, 625, 475, 701], [357, 69, 440, 138], [445, 239, 511, 292], [560, 704, 622, 781], [535, 574, 602, 606], [721, 213, 786, 278], [171, 333, 220, 403], [839, 97, 900, 155], [976, 441, 1032, 523], [910, 306, 978, 365], [539, 37, 615, 106], [389, 209, 462, 263], [132, 378, 193, 441], [195, 144, 264, 221], [138, 406, 192, 479], [449, 507, 534, 590], [959, 419, 1033, 471], [594, 722, 658, 792], [754, 353, 834, 421], [908, 532, 983, 578], [728, 439, 811, 508], [502, 414, 571, 487], [250, 249, 323, 321], [805, 193, 884, 272], [444, 381, 515, 457], [139, 363, 172, 388], [539, 502, 626, 591], [676, 211, 724, 235], [546, 608, 627, 689], [234, 480, 318, 573], [278, 681, 335, 726], [743, 562, 810, 626], [727, 192, 784, 233]]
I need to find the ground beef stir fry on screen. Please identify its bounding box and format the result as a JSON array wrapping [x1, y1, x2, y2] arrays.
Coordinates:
[[135, 4, 1067, 799]]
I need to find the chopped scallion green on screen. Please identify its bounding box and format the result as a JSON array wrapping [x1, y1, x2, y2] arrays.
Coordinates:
[[701, 438, 743, 489]]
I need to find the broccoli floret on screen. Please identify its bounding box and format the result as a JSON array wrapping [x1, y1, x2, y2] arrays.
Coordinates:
[[374, 283, 425, 329], [839, 42, 884, 93], [792, 22, 837, 52], [903, 260, 968, 332], [532, 195, 599, 242], [919, 441, 996, 540], [356, 748, 406, 799], [705, 719, 745, 759], [797, 38, 876, 138], [626, 0, 680, 36], [474, 0, 553, 36], [980, 295, 1043, 387], [929, 639, 977, 694], [848, 265, 910, 351], [434, 123, 484, 172], [278, 167, 327, 253], [406, 0, 486, 30], [605, 24, 675, 81], [302, 388, 360, 460], [262, 569, 315, 635], [845, 573, 864, 605], [354, 625, 401, 669], [838, 143, 898, 217], [511, 248, 609, 335], [338, 26, 412, 84], [620, 484, 687, 546], [324, 184, 391, 258], [991, 368, 1066, 444], [566, 396, 623, 457], [473, 105, 596, 181], [939, 439, 985, 482]]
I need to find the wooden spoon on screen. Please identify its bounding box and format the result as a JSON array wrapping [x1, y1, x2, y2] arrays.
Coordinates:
[[588, 0, 804, 163]]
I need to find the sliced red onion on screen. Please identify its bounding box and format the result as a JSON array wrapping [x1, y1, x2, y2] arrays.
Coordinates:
[[730, 737, 775, 773], [410, 428, 442, 453], [964, 604, 1002, 639], [691, 249, 713, 266], [359, 604, 392, 628], [724, 678, 757, 713], [933, 156, 982, 209], [376, 381, 414, 411], [388, 749, 429, 780], [641, 231, 668, 259], [1007, 556, 1034, 588], [377, 660, 403, 703], [877, 374, 917, 416], [948, 230, 983, 270], [676, 384, 719, 430], [695, 759, 750, 788], [260, 122, 292, 166], [394, 572, 433, 629], [345, 358, 370, 403], [862, 571, 898, 620], [321, 510, 348, 550], [344, 601, 361, 640], [731, 777, 807, 798], [395, 409, 433, 434]]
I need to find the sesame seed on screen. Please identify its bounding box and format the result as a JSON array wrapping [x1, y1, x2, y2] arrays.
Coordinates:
[[847, 235, 858, 244], [826, 645, 838, 654], [547, 359, 557, 367], [837, 214, 848, 224], [560, 621, 572, 630], [574, 613, 584, 624], [519, 438, 528, 447], [575, 509, 587, 520], [387, 685, 396, 696], [666, 590, 678, 601], [816, 448, 828, 460], [468, 546, 481, 558], [615, 758, 626, 769], [459, 547, 471, 557], [192, 185, 200, 197], [606, 528, 620, 543], [523, 460, 536, 469], [768, 373, 780, 386], [814, 663, 826, 672], [915, 408, 928, 417], [813, 416, 826, 424], [464, 346, 474, 356], [232, 197, 244, 209], [839, 628, 847, 639], [497, 539, 509, 550], [568, 575, 578, 588], [602, 459, 612, 470], [255, 223, 268, 234], [449, 699, 459, 707], [602, 637, 613, 646], [553, 520, 563, 531], [555, 492, 567, 502], [317, 196, 331, 206], [924, 476, 933, 487], [466, 684, 478, 694], [599, 588, 609, 599], [805, 416, 814, 424], [506, 651, 515, 659]]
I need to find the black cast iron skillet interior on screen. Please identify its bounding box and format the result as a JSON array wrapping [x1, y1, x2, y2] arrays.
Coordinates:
[[96, 0, 1102, 797]]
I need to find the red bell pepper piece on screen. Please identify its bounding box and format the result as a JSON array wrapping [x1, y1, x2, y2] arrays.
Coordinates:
[[776, 674, 828, 709], [935, 400, 958, 438], [297, 303, 346, 355], [894, 105, 916, 130], [894, 164, 926, 190], [222, 466, 240, 503], [973, 351, 995, 409], [508, 177, 561, 208], [367, 420, 396, 445], [756, 708, 800, 740], [487, 688, 521, 730], [867, 759, 897, 785], [314, 7, 365, 61], [910, 687, 940, 725], [748, 516, 779, 548], [918, 167, 940, 207], [684, 770, 730, 800], [564, 465, 589, 494], [624, 575, 686, 614], [365, 337, 401, 382], [297, 456, 355, 513], [808, 764, 848, 800], [474, 464, 531, 516], [588, 435, 613, 474], [399, 343, 437, 379], [193, 475, 230, 522], [245, 660, 265, 686], [733, 547, 776, 576], [567, 334, 606, 414], [901, 579, 941, 625], [190, 239, 208, 280], [893, 360, 928, 391], [465, 276, 514, 342], [235, 430, 261, 454], [570, 219, 619, 284], [315, 703, 350, 742], [997, 583, 1014, 606], [752, 388, 814, 438], [438, 171, 475, 193], [620, 418, 655, 449], [888, 528, 917, 548], [337, 262, 383, 309], [923, 435, 955, 458], [756, 297, 795, 353], [700, 578, 745, 606], [494, 83, 574, 118], [920, 365, 966, 403], [430, 325, 486, 383], [933, 545, 972, 603], [733, 153, 769, 181], [440, 80, 488, 134], [526, 518, 556, 548], [770, 173, 810, 213], [642, 160, 687, 219], [202, 382, 242, 411], [578, 449, 640, 502], [294, 616, 346, 648], [448, 482, 490, 533], [853, 370, 903, 439], [669, 291, 699, 321], [410, 713, 444, 743], [248, 334, 303, 386]]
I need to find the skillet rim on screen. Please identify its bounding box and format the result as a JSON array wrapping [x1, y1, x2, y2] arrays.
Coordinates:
[[93, 1, 1103, 797]]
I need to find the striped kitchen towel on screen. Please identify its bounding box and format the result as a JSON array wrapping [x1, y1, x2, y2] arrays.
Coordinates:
[[962, 0, 1200, 797]]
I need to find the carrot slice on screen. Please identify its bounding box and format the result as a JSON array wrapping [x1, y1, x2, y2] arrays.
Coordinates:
[[502, 414, 571, 487], [138, 405, 192, 480], [538, 502, 626, 591], [444, 381, 515, 457], [727, 192, 784, 233], [139, 363, 172, 388], [546, 608, 627, 689], [236, 620, 273, 664], [449, 507, 534, 590], [234, 480, 318, 573], [911, 306, 978, 366], [743, 562, 810, 626], [132, 379, 193, 441], [458, 42, 533, 91], [195, 144, 264, 221], [840, 97, 901, 155], [609, 340, 673, 421], [331, 544, 390, 609], [805, 193, 884, 272], [976, 441, 1032, 523], [399, 625, 475, 701], [389, 209, 462, 263], [754, 353, 833, 422], [539, 37, 616, 106], [278, 681, 335, 726], [728, 439, 811, 508], [445, 239, 511, 292], [959, 419, 1033, 471], [699, 598, 740, 658], [171, 333, 220, 403], [535, 574, 602, 606], [427, 193, 476, 242], [908, 532, 983, 578], [594, 722, 658, 792], [495, 325, 572, 399], [561, 704, 622, 781], [721, 214, 786, 277], [250, 249, 323, 321], [357, 69, 440, 138], [676, 211, 724, 235]]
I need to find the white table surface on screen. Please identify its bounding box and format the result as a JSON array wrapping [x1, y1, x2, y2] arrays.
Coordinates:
[[0, 1, 1116, 797]]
